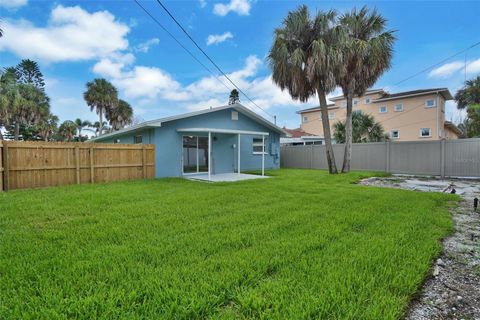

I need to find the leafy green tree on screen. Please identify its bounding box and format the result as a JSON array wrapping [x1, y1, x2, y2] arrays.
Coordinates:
[[228, 89, 240, 105], [15, 59, 45, 90], [58, 120, 78, 141], [333, 110, 389, 143], [83, 79, 118, 136], [336, 7, 395, 172], [108, 99, 133, 130], [37, 113, 59, 141], [74, 118, 92, 138], [268, 5, 340, 173], [455, 76, 480, 137]]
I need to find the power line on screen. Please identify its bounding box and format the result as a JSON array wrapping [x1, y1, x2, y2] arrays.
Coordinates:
[[392, 40, 480, 88], [154, 0, 274, 119], [132, 0, 232, 93]]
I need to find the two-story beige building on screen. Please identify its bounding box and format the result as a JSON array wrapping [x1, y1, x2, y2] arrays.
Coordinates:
[[297, 88, 460, 142]]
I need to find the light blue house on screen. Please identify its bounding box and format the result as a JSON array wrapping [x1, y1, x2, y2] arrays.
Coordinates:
[[90, 104, 286, 180]]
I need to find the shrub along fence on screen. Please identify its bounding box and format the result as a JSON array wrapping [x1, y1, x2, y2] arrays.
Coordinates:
[[0, 141, 155, 191], [281, 138, 480, 178]]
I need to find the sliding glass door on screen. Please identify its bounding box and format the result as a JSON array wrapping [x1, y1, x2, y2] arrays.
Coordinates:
[[183, 135, 209, 174]]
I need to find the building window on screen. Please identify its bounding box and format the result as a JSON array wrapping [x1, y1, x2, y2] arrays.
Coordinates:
[[328, 112, 335, 119], [390, 130, 399, 139], [420, 128, 431, 137], [252, 137, 267, 154], [134, 135, 143, 144], [231, 111, 238, 120], [114, 139, 120, 144], [353, 99, 359, 106], [394, 104, 403, 112], [425, 99, 436, 108], [379, 106, 388, 113], [303, 116, 308, 123], [365, 98, 371, 104]]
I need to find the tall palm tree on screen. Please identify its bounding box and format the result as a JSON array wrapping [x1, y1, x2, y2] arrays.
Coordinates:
[[108, 99, 133, 130], [37, 113, 59, 141], [83, 79, 118, 136], [268, 5, 341, 173], [58, 120, 78, 142], [90, 121, 108, 136], [74, 118, 92, 137], [336, 7, 395, 172], [333, 110, 388, 143]]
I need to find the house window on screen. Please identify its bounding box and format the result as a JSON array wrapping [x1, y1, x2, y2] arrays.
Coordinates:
[[252, 137, 267, 154], [390, 130, 399, 139], [353, 99, 359, 106], [328, 112, 335, 119], [134, 135, 143, 144], [425, 99, 436, 108], [303, 116, 308, 123], [394, 104, 403, 112], [114, 139, 120, 144], [231, 111, 238, 120], [379, 106, 388, 113], [420, 128, 431, 137], [365, 98, 371, 104]]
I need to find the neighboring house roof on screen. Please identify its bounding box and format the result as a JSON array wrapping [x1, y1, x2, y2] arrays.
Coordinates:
[[296, 104, 336, 114], [444, 121, 462, 136], [90, 103, 287, 141], [282, 127, 316, 138], [328, 89, 385, 101], [374, 88, 453, 102]]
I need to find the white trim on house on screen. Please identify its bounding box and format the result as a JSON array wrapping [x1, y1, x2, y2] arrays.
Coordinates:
[[374, 89, 452, 102], [177, 128, 269, 136]]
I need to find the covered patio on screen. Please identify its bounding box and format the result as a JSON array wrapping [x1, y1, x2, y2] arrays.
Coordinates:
[[178, 127, 269, 182]]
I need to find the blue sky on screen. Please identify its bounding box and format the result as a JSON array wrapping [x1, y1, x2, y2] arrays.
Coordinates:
[[1, 0, 479, 129]]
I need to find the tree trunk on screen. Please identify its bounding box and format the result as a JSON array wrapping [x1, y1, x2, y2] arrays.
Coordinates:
[[342, 91, 353, 173], [317, 89, 338, 174], [99, 109, 103, 136], [14, 122, 20, 141]]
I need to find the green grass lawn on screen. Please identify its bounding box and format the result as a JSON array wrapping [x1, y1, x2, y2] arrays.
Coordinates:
[[0, 169, 456, 319]]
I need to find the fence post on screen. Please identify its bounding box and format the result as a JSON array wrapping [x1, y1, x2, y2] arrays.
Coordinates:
[[75, 146, 80, 184], [89, 146, 95, 183], [310, 144, 314, 169], [142, 144, 147, 179], [440, 139, 446, 179], [2, 142, 9, 191], [386, 141, 391, 173]]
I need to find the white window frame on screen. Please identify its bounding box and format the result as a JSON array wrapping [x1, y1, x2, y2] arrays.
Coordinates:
[[364, 97, 371, 104], [419, 128, 432, 138], [328, 112, 335, 119], [394, 103, 403, 112], [425, 99, 436, 108], [390, 130, 399, 139], [252, 137, 267, 155], [379, 106, 388, 113], [303, 116, 308, 123]]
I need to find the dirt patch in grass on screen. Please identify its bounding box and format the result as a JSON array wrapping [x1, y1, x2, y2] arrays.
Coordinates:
[[360, 176, 480, 319]]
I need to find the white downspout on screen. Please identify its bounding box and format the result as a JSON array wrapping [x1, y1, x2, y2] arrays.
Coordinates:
[[208, 131, 211, 181], [436, 92, 440, 138], [262, 135, 265, 176], [238, 134, 241, 176]]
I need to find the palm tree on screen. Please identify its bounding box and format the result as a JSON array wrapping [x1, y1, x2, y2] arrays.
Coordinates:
[[108, 99, 133, 130], [333, 110, 388, 143], [91, 121, 108, 136], [268, 5, 341, 173], [83, 79, 118, 136], [455, 76, 480, 109], [336, 7, 395, 172], [74, 118, 92, 138], [0, 68, 19, 140], [37, 113, 59, 141], [58, 120, 78, 141]]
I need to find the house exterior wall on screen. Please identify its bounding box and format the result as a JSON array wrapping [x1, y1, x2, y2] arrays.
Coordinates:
[[94, 107, 281, 177], [299, 92, 457, 141]]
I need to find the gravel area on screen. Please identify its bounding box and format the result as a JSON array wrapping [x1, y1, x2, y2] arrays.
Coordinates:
[[360, 176, 480, 320]]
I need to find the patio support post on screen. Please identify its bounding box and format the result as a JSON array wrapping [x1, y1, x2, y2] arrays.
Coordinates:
[[262, 135, 265, 176], [238, 134, 241, 176], [208, 131, 211, 181]]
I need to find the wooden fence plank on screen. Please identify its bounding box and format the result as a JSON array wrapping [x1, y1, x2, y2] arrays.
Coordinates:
[[1, 141, 155, 191]]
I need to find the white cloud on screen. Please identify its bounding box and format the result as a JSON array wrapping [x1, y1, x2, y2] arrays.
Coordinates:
[[213, 0, 251, 16], [134, 38, 160, 53], [466, 58, 480, 74], [199, 0, 207, 8], [0, 0, 27, 9], [428, 61, 464, 79], [206, 32, 233, 45], [0, 5, 129, 62]]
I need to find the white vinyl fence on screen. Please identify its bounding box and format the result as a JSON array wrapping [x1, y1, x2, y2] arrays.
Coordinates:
[[281, 138, 480, 178]]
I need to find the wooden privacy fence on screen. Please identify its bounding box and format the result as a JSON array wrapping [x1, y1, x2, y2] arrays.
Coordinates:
[[281, 138, 480, 178], [0, 141, 155, 191]]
